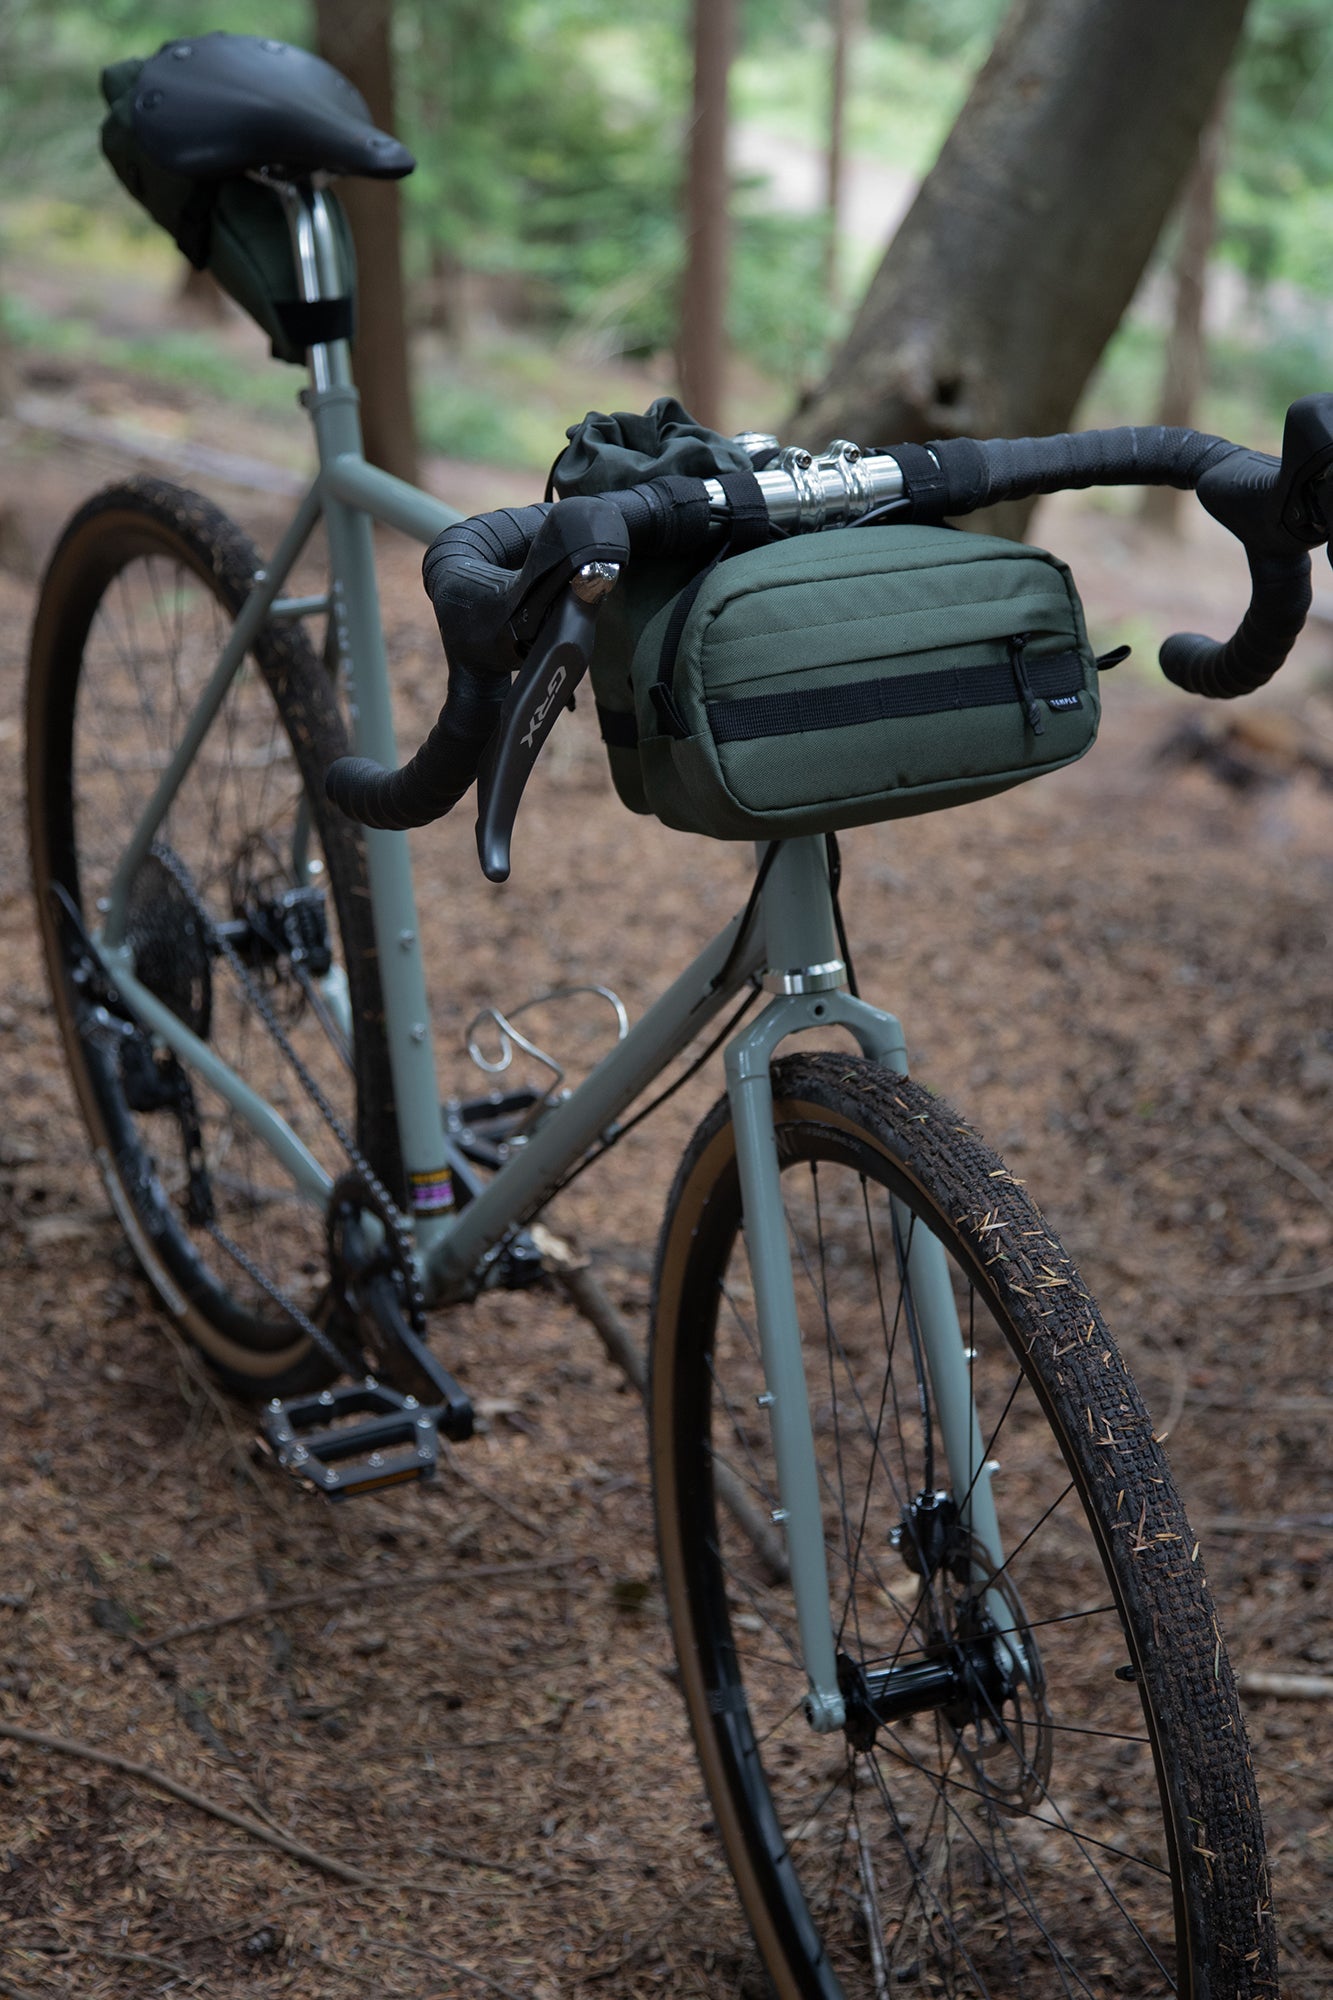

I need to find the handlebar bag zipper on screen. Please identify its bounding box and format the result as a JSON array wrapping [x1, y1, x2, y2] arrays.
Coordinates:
[[629, 523, 1102, 840]]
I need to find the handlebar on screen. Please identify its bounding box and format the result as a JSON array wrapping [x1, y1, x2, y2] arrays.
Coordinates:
[[325, 394, 1333, 879]]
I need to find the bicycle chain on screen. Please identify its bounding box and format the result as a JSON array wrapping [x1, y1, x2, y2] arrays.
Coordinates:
[[145, 841, 421, 1369]]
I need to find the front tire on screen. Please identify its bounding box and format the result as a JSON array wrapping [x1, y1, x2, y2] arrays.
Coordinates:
[[651, 1053, 1272, 1998]]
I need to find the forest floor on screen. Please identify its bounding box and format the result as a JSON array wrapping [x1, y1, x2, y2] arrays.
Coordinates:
[[0, 301, 1332, 1999]]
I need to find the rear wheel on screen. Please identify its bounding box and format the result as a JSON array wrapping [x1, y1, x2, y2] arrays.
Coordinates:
[[27, 478, 399, 1395], [651, 1053, 1273, 1998]]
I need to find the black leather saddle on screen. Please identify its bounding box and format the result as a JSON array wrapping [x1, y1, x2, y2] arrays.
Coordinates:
[[131, 32, 415, 182]]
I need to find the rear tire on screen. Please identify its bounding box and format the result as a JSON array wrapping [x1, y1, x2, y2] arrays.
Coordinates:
[[27, 478, 399, 1396], [651, 1053, 1273, 1998]]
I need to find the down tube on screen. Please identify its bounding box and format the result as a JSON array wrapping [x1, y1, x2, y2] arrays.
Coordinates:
[[427, 912, 766, 1297]]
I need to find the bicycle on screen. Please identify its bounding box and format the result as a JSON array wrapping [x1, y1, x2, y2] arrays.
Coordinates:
[[27, 29, 1332, 2000]]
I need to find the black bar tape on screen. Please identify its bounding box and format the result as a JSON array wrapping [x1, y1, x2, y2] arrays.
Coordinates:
[[325, 664, 508, 832], [600, 476, 714, 558], [1159, 550, 1312, 699], [920, 427, 1236, 520]]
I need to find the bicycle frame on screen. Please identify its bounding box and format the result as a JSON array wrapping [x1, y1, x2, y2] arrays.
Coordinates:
[[88, 182, 1007, 1735]]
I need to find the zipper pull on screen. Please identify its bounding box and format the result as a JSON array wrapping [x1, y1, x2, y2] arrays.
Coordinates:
[[1008, 633, 1045, 735]]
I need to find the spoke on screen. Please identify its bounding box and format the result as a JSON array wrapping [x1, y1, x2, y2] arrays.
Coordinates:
[[863, 1738, 1100, 1999]]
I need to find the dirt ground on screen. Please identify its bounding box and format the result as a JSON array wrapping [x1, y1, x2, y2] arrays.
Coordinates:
[[0, 342, 1331, 1999]]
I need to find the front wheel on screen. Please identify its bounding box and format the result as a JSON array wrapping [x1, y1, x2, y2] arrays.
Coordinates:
[[651, 1053, 1272, 1999]]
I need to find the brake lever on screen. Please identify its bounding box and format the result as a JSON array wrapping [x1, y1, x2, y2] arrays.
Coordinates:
[[474, 563, 620, 883]]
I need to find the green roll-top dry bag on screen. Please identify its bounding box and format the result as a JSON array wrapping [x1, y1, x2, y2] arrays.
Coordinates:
[[99, 55, 356, 366], [548, 399, 759, 816], [630, 523, 1106, 841]]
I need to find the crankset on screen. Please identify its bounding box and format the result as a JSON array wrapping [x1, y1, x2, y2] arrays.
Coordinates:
[[258, 1171, 473, 1500]]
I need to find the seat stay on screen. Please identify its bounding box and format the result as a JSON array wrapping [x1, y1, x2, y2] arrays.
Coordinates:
[[102, 478, 324, 950]]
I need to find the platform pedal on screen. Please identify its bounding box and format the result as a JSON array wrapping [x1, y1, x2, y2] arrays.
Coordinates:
[[260, 1378, 467, 1500]]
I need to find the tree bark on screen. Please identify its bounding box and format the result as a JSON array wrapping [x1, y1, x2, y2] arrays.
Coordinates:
[[312, 0, 419, 487], [679, 0, 737, 431], [824, 0, 863, 303], [794, 0, 1252, 535], [1140, 93, 1227, 533]]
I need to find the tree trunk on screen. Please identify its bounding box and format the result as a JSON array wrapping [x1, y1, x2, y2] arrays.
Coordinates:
[[679, 0, 737, 431], [1140, 93, 1227, 534], [824, 0, 863, 303], [312, 0, 419, 487], [794, 0, 1252, 536]]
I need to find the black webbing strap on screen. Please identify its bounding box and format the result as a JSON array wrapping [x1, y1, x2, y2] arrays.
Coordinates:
[[891, 441, 950, 523], [651, 465, 774, 738], [274, 296, 356, 350], [596, 703, 639, 749], [706, 649, 1088, 745], [715, 467, 772, 554]]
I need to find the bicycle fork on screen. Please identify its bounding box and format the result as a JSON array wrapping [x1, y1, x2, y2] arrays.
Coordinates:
[[730, 841, 1009, 1734]]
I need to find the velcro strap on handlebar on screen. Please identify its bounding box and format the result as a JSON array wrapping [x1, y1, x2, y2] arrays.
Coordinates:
[[715, 467, 772, 553], [649, 466, 776, 738], [616, 475, 713, 558], [892, 441, 953, 521]]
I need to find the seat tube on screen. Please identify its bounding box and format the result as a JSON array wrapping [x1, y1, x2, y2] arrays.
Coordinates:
[[277, 182, 453, 1249]]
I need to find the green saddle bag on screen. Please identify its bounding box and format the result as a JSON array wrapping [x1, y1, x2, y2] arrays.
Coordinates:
[[99, 55, 356, 366], [630, 523, 1105, 841]]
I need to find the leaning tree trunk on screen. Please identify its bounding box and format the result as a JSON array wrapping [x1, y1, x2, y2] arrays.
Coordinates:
[[313, 0, 419, 488], [795, 0, 1252, 535], [1140, 93, 1227, 534]]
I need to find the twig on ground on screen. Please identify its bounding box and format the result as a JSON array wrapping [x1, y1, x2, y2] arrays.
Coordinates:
[[20, 1943, 190, 1978], [547, 1242, 790, 1585], [5, 1723, 511, 1909], [437, 1436, 547, 1540], [583, 1890, 699, 1982], [1221, 1107, 1333, 1294], [1236, 1670, 1333, 1700], [0, 1718, 380, 1887], [360, 1936, 529, 2000], [140, 1553, 574, 1653], [1224, 1105, 1333, 1213], [0, 1718, 549, 1897]]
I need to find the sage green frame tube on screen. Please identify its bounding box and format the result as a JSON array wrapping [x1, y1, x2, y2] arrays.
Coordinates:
[[100, 944, 333, 1202], [427, 908, 768, 1295]]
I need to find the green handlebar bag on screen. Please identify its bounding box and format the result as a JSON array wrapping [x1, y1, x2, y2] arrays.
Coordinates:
[[629, 523, 1103, 841]]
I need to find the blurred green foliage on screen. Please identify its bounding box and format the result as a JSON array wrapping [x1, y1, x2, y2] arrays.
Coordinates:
[[0, 0, 1330, 451]]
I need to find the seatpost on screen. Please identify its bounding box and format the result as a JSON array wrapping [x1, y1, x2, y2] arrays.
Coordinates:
[[271, 177, 353, 394]]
